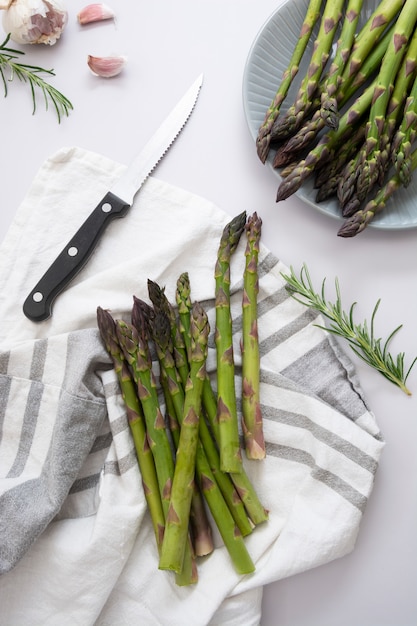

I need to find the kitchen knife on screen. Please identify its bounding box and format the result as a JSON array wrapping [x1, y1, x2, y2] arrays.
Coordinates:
[[23, 74, 203, 322]]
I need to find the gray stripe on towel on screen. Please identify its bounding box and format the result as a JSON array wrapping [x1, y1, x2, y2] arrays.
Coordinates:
[[266, 442, 368, 512], [30, 339, 48, 381], [0, 350, 10, 375], [104, 448, 138, 476], [0, 373, 12, 445], [69, 473, 101, 494], [258, 251, 281, 277], [6, 381, 44, 478], [90, 431, 113, 454], [259, 308, 320, 357], [262, 404, 378, 475]]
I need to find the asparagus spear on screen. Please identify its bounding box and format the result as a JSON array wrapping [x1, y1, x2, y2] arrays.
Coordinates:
[[339, 22, 417, 216], [147, 279, 172, 320], [96, 307, 165, 554], [116, 318, 175, 508], [273, 26, 392, 168], [215, 212, 247, 474], [319, 0, 363, 129], [338, 145, 417, 237], [119, 309, 199, 583], [270, 0, 344, 142], [193, 443, 256, 575], [200, 377, 269, 526], [148, 304, 214, 558], [335, 0, 403, 102], [158, 302, 256, 575], [353, 0, 417, 205], [158, 303, 210, 573], [170, 296, 256, 574], [174, 275, 255, 536], [391, 73, 417, 186], [156, 304, 253, 540], [256, 0, 323, 163], [314, 125, 366, 201], [241, 213, 265, 460], [276, 79, 375, 201]]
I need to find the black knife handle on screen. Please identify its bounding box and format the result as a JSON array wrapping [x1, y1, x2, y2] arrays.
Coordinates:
[[23, 191, 130, 322]]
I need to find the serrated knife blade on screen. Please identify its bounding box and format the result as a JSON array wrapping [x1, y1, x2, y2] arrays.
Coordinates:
[[23, 73, 203, 322]]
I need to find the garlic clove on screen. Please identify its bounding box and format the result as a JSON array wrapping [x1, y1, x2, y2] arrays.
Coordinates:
[[87, 55, 126, 78], [1, 0, 68, 45], [77, 3, 115, 25]]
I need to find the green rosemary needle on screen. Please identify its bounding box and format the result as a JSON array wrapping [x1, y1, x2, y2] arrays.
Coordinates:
[[281, 263, 417, 396], [0, 33, 73, 122]]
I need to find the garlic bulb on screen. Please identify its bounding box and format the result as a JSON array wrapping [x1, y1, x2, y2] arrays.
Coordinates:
[[0, 0, 68, 45]]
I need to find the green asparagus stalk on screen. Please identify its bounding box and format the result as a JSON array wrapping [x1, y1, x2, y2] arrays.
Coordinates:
[[147, 279, 172, 321], [145, 280, 189, 383], [319, 0, 363, 129], [202, 380, 269, 526], [175, 272, 268, 525], [353, 0, 417, 204], [374, 21, 417, 144], [175, 300, 256, 574], [160, 368, 181, 453], [118, 311, 198, 584], [241, 213, 265, 460], [150, 277, 251, 485], [96, 307, 165, 553], [270, 0, 344, 142], [256, 0, 323, 163], [335, 0, 403, 100], [215, 212, 247, 474], [276, 22, 394, 165], [338, 145, 417, 237], [193, 445, 256, 575], [273, 29, 391, 168], [314, 125, 366, 201], [175, 273, 194, 362], [136, 290, 214, 559], [391, 73, 417, 186], [131, 295, 154, 334], [339, 22, 417, 216], [102, 308, 196, 585], [276, 80, 375, 202], [173, 275, 255, 536], [160, 369, 215, 559], [116, 318, 175, 509], [147, 306, 185, 441], [148, 304, 214, 558], [159, 303, 210, 573], [278, 160, 301, 179], [201, 415, 255, 537]]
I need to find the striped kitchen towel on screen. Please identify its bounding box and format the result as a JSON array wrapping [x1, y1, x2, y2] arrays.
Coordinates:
[[0, 147, 384, 626]]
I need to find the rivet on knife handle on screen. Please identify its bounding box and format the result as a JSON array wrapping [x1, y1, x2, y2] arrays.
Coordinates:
[[23, 192, 130, 322]]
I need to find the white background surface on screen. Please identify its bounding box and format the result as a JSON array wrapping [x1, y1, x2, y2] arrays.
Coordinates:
[[0, 1, 416, 624]]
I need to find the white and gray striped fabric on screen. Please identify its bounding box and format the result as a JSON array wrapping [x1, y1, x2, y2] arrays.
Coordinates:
[[0, 148, 384, 626]]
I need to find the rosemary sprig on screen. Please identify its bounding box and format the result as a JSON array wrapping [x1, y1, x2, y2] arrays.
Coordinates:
[[0, 33, 73, 122], [281, 263, 417, 395]]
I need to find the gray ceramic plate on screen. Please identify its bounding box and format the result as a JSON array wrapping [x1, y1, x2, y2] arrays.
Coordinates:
[[242, 0, 417, 230]]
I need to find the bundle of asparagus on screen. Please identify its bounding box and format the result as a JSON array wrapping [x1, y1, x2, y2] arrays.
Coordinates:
[[256, 0, 417, 236], [96, 212, 268, 586]]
